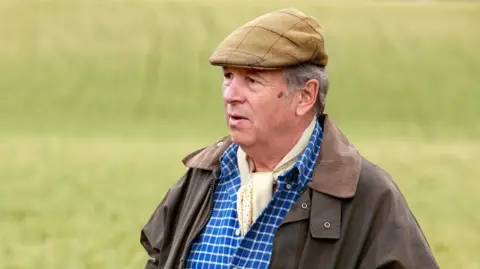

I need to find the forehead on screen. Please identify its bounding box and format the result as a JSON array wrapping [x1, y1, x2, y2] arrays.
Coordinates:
[[222, 66, 283, 77]]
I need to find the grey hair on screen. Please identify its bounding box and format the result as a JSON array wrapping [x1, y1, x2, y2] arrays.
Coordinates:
[[283, 64, 329, 114]]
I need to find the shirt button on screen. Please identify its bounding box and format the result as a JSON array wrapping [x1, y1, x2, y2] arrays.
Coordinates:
[[324, 222, 331, 229], [301, 203, 308, 209], [286, 184, 292, 190], [235, 229, 240, 236]]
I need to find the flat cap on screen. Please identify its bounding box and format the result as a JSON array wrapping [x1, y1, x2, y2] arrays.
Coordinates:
[[209, 8, 328, 69]]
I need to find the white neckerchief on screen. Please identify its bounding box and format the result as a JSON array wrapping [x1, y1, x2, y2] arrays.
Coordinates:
[[236, 116, 317, 236]]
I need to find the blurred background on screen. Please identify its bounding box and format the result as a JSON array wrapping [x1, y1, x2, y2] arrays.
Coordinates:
[[0, 0, 479, 268]]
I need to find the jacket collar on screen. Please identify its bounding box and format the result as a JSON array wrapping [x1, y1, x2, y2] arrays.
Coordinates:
[[182, 115, 361, 199]]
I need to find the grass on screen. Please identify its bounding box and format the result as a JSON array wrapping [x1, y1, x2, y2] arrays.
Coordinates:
[[0, 0, 479, 268], [0, 135, 188, 269]]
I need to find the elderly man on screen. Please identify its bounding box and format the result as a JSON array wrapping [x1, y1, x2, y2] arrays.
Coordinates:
[[140, 9, 439, 269]]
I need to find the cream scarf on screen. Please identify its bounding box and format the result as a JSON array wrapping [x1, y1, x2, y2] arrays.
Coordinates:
[[236, 116, 317, 236]]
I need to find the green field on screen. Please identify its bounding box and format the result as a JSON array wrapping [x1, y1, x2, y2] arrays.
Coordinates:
[[1, 1, 479, 268]]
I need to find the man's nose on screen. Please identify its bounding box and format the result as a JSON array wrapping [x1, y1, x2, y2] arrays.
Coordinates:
[[223, 77, 244, 104]]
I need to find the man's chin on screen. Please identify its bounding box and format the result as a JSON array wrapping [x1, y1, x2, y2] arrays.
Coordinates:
[[229, 131, 254, 147]]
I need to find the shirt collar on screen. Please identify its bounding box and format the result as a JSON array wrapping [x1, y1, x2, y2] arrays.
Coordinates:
[[182, 115, 362, 199], [236, 116, 318, 181]]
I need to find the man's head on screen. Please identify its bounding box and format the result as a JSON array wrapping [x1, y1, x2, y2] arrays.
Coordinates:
[[221, 64, 329, 147], [210, 9, 329, 148]]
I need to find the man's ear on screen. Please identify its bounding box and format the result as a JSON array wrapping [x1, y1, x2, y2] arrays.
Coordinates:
[[295, 79, 319, 116]]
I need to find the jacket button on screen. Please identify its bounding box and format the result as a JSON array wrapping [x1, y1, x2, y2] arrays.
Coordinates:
[[148, 256, 157, 263], [324, 222, 331, 229], [217, 141, 224, 146], [301, 203, 308, 209]]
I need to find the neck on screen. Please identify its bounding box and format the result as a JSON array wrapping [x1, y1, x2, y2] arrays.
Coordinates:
[[243, 116, 314, 172]]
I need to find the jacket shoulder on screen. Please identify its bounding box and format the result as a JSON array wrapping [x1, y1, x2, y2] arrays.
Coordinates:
[[356, 156, 403, 199], [351, 158, 439, 268], [141, 167, 214, 267], [182, 136, 233, 170], [352, 156, 417, 226]]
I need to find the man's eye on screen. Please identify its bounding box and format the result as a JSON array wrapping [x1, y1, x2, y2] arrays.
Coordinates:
[[224, 73, 233, 80], [246, 77, 256, 84]]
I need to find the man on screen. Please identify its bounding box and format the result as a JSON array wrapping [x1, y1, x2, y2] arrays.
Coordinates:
[[140, 9, 439, 269]]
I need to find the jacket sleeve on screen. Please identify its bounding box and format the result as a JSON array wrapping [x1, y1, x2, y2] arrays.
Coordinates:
[[357, 179, 440, 269], [140, 171, 190, 269]]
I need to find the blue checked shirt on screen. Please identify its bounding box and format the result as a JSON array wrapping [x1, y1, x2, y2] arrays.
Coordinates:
[[186, 121, 323, 269]]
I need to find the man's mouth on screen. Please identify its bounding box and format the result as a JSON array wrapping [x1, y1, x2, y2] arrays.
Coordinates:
[[228, 114, 248, 126], [230, 115, 247, 120]]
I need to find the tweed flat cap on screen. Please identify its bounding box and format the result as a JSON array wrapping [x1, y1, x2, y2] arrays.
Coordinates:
[[209, 8, 328, 69]]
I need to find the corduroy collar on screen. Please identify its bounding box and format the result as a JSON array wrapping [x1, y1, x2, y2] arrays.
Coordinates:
[[182, 115, 361, 199]]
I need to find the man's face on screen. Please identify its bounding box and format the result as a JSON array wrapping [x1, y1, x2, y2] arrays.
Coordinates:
[[222, 67, 296, 148]]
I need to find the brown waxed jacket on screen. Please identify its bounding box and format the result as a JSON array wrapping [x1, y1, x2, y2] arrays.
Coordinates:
[[140, 115, 439, 269]]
